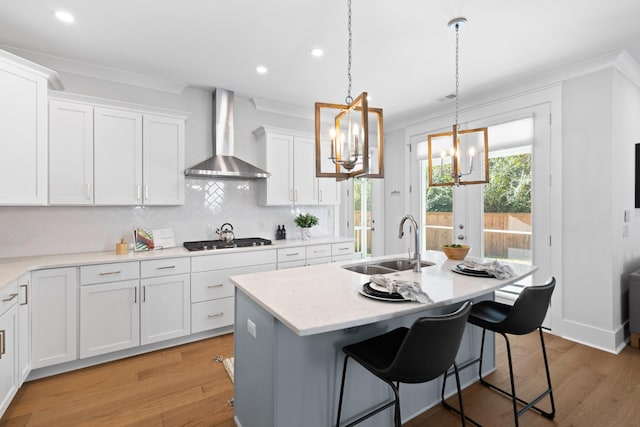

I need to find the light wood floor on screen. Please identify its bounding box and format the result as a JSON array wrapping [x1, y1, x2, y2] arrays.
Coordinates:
[[2, 331, 640, 426]]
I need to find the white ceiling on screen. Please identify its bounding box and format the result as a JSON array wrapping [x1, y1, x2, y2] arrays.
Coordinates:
[[1, 0, 640, 125]]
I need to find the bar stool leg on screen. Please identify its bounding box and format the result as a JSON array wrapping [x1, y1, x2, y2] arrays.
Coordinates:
[[336, 355, 350, 427], [539, 329, 556, 418]]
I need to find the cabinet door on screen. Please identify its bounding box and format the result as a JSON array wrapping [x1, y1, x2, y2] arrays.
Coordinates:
[[140, 274, 190, 345], [31, 268, 78, 369], [0, 305, 18, 417], [94, 107, 143, 205], [79, 280, 140, 358], [293, 136, 318, 205], [17, 273, 30, 385], [260, 133, 294, 206], [143, 114, 185, 205], [0, 60, 48, 205], [49, 100, 94, 204]]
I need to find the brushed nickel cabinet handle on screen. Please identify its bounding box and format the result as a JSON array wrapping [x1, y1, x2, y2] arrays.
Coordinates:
[[86, 183, 91, 199], [19, 284, 28, 305], [207, 284, 224, 288], [0, 330, 5, 358], [319, 190, 323, 201], [2, 293, 18, 302], [157, 265, 176, 270], [143, 286, 146, 302], [134, 287, 137, 303], [144, 185, 149, 200], [286, 252, 300, 257], [136, 185, 142, 200], [338, 247, 350, 251], [208, 312, 224, 318], [99, 271, 121, 276]]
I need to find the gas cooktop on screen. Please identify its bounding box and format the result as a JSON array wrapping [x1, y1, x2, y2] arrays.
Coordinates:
[[183, 237, 272, 251]]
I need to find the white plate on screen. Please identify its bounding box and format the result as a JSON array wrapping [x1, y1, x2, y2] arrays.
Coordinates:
[[452, 265, 493, 277], [358, 289, 410, 302]]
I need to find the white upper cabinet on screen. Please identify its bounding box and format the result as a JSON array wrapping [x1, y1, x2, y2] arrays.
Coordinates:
[[255, 126, 338, 206], [142, 114, 185, 205], [94, 107, 144, 205], [0, 51, 60, 205], [48, 95, 187, 206], [49, 100, 94, 204]]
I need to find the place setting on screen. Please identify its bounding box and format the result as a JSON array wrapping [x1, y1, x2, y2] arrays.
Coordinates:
[[451, 260, 515, 279], [360, 275, 434, 303]]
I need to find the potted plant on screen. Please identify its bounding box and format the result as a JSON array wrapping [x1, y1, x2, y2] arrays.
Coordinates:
[[294, 213, 319, 240]]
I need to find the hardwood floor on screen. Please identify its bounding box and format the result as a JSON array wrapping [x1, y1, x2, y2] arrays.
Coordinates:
[[2, 331, 640, 426], [0, 334, 235, 427]]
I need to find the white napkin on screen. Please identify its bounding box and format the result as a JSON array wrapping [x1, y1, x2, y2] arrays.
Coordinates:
[[460, 260, 515, 279], [369, 275, 434, 304]]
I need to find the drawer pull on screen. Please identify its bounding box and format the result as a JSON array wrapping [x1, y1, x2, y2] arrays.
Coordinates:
[[157, 265, 176, 270], [0, 330, 4, 358], [208, 312, 224, 318], [2, 293, 18, 302], [338, 247, 350, 251], [19, 284, 28, 305], [99, 271, 121, 276], [207, 284, 224, 288], [286, 252, 300, 257]]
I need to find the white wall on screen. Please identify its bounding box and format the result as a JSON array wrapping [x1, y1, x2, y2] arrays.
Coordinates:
[[0, 69, 335, 258], [383, 127, 409, 255]]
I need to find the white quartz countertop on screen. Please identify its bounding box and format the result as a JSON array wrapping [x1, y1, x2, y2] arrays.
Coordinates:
[[0, 236, 353, 288], [230, 251, 537, 336]]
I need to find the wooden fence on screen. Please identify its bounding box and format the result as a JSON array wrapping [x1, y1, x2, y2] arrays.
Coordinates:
[[353, 211, 532, 259]]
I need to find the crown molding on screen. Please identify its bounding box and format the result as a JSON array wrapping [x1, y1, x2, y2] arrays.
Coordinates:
[[0, 47, 63, 90], [251, 97, 313, 120], [0, 45, 188, 94]]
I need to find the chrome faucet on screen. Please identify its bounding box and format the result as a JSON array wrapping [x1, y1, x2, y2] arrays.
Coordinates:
[[399, 214, 421, 272]]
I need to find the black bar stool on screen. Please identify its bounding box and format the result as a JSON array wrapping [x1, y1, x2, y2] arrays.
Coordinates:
[[336, 301, 472, 427], [442, 277, 556, 426]]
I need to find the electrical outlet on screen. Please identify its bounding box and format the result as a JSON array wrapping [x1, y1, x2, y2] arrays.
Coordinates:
[[247, 319, 257, 338]]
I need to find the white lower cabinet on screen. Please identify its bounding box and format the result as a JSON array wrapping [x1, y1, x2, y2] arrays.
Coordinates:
[[80, 280, 139, 358], [31, 268, 78, 369], [0, 283, 18, 417], [140, 273, 191, 345], [79, 259, 190, 358], [17, 273, 30, 385], [191, 250, 277, 332]]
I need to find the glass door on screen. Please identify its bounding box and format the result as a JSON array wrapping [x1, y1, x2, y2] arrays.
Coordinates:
[[414, 104, 551, 302]]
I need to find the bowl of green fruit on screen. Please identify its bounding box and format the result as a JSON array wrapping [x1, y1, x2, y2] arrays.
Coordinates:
[[442, 244, 470, 260]]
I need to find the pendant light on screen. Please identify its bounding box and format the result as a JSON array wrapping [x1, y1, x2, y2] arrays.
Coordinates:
[[315, 0, 384, 180], [427, 17, 489, 187]]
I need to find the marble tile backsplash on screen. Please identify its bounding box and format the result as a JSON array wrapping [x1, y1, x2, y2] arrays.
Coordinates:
[[0, 178, 333, 258]]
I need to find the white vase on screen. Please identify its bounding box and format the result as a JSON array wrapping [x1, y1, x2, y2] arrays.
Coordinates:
[[301, 227, 312, 240]]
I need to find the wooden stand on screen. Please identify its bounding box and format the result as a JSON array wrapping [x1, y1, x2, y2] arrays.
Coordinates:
[[630, 332, 640, 349]]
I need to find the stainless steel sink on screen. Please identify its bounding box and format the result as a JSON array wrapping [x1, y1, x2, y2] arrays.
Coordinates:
[[342, 264, 397, 275], [375, 258, 435, 271], [342, 258, 435, 274]]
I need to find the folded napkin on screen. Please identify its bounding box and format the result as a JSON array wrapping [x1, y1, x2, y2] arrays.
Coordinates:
[[460, 260, 515, 279], [369, 275, 434, 304]]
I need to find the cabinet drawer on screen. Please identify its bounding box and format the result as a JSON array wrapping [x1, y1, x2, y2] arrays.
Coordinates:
[[306, 256, 331, 266], [0, 280, 18, 317], [332, 242, 354, 255], [277, 247, 305, 263], [191, 249, 277, 273], [332, 254, 355, 263], [277, 259, 306, 270], [140, 257, 190, 278], [191, 297, 234, 333], [306, 244, 331, 260], [80, 262, 139, 285], [191, 263, 275, 303]]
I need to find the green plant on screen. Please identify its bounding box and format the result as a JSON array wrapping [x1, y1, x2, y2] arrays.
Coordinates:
[[443, 244, 464, 248], [295, 213, 319, 228]]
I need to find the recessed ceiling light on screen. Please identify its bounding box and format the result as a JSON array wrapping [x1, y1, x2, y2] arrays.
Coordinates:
[[256, 65, 268, 74], [54, 10, 75, 23], [310, 48, 324, 57]]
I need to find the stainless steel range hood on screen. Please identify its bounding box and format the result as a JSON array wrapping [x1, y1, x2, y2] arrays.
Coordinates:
[[185, 88, 270, 179]]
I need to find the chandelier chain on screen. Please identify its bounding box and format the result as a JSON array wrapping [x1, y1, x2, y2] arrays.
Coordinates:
[[455, 22, 460, 126], [346, 0, 353, 104]]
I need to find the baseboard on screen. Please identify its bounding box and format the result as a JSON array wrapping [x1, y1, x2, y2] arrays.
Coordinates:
[[555, 319, 628, 354]]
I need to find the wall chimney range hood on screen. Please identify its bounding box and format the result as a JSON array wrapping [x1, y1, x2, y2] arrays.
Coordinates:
[[185, 88, 270, 179]]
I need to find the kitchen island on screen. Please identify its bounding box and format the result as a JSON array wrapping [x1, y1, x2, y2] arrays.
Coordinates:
[[230, 251, 537, 427]]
